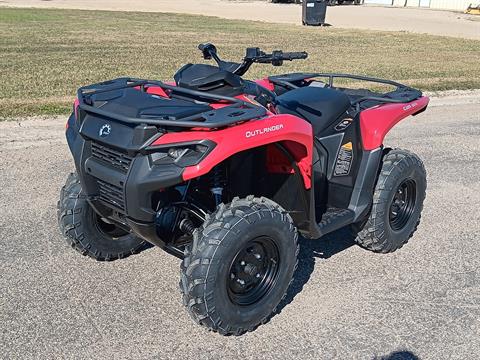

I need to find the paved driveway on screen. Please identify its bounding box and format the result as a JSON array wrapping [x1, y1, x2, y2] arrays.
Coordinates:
[[0, 96, 479, 359]]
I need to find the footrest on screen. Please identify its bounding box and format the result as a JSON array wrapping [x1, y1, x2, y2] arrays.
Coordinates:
[[318, 208, 355, 236]]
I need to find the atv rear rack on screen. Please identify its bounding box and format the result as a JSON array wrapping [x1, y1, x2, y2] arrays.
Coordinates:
[[268, 73, 423, 109], [77, 78, 267, 129]]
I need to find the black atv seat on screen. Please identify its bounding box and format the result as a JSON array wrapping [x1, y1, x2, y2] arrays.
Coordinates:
[[275, 87, 351, 136]]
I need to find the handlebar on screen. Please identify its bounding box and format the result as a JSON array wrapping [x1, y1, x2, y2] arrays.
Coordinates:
[[245, 48, 308, 66], [281, 52, 309, 61], [254, 50, 308, 65], [198, 43, 218, 60], [197, 43, 308, 76]]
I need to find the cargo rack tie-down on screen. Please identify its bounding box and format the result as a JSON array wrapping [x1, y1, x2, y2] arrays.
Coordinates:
[[77, 77, 267, 129]]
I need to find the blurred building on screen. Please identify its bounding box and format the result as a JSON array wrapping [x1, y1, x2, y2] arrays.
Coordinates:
[[364, 0, 478, 11]]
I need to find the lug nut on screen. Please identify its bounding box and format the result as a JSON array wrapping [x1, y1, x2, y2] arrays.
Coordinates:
[[237, 279, 245, 285], [254, 253, 261, 260], [240, 261, 246, 266]]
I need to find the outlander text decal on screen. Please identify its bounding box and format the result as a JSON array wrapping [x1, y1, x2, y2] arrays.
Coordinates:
[[245, 124, 284, 138]]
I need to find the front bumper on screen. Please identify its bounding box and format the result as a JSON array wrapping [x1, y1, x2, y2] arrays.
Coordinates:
[[66, 113, 184, 246]]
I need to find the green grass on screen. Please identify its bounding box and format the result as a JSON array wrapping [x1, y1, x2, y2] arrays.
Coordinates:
[[0, 8, 479, 118]]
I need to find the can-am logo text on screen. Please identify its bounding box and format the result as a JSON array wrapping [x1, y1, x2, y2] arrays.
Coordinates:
[[246, 124, 284, 138], [403, 102, 418, 111]]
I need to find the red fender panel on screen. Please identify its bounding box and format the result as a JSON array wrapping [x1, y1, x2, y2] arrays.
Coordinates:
[[360, 96, 429, 150], [255, 78, 275, 92], [151, 114, 314, 189]]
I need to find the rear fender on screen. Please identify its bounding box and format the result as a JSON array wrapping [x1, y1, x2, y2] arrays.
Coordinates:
[[360, 96, 429, 150]]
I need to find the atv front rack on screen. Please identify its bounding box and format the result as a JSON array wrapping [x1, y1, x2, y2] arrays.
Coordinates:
[[268, 73, 422, 109], [77, 78, 266, 129]]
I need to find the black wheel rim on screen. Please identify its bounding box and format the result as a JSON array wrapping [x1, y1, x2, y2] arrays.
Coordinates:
[[389, 179, 417, 231], [227, 236, 280, 306]]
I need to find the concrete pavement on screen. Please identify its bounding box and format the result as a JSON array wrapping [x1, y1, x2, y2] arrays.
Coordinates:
[[0, 96, 479, 359]]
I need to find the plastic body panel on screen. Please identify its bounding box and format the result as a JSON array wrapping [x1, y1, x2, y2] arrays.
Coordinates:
[[275, 87, 351, 136], [360, 96, 429, 150], [151, 114, 314, 189]]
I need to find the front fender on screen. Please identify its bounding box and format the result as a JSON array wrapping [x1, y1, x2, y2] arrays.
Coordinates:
[[151, 114, 314, 189]]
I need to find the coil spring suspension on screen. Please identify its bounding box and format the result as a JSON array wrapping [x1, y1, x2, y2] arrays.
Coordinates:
[[179, 218, 196, 236], [210, 164, 226, 206]]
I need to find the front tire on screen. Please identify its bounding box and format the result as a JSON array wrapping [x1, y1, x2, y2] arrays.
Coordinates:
[[57, 172, 147, 261], [180, 196, 299, 336], [352, 149, 427, 253]]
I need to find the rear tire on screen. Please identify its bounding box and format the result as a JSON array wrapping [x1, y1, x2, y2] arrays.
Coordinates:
[[352, 149, 427, 253], [180, 196, 299, 336], [57, 172, 147, 261]]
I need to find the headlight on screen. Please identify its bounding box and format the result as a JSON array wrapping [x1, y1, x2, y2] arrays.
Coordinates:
[[149, 141, 215, 167]]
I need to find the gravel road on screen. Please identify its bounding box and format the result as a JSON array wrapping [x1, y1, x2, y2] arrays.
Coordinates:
[[0, 95, 479, 359]]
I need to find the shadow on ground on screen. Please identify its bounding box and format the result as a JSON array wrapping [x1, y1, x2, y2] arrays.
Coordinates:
[[276, 230, 421, 360], [277, 226, 356, 312], [375, 350, 419, 360]]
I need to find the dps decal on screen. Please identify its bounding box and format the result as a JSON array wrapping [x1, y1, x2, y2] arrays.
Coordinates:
[[334, 142, 353, 176], [334, 118, 353, 131]]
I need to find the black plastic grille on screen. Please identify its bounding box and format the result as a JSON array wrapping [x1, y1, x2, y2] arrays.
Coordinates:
[[91, 142, 132, 173], [97, 179, 125, 211]]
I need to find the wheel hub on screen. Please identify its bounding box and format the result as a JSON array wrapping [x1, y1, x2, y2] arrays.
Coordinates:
[[244, 263, 258, 276], [389, 179, 417, 231], [227, 236, 280, 306]]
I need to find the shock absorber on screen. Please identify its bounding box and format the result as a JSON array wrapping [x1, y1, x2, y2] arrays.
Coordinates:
[[210, 164, 226, 206], [179, 218, 196, 236]]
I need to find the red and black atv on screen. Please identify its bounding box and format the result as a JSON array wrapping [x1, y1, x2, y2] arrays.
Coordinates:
[[58, 44, 428, 335]]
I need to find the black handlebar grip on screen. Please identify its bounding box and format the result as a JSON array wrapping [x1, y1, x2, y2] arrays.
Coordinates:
[[198, 43, 217, 60], [282, 51, 308, 60]]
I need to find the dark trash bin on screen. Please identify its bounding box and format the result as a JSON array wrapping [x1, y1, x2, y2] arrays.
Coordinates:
[[302, 0, 327, 26]]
